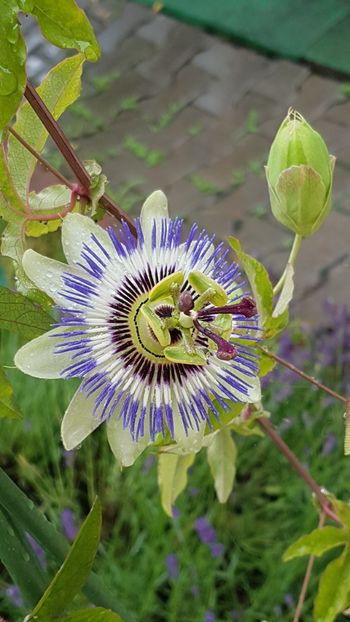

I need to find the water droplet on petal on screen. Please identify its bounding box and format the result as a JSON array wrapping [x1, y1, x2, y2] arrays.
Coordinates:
[[0, 66, 17, 96]]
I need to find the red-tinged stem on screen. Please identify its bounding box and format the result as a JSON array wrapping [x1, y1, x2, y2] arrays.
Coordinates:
[[292, 512, 326, 622], [24, 82, 136, 236], [257, 417, 343, 526], [260, 347, 348, 404]]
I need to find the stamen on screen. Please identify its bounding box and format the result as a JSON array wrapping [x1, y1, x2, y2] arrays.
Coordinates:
[[198, 296, 256, 319], [178, 291, 194, 313], [193, 319, 237, 361]]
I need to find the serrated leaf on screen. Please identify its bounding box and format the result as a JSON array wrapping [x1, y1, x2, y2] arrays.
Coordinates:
[[0, 1, 26, 132], [0, 285, 52, 339], [207, 428, 237, 503], [0, 366, 21, 419], [272, 263, 294, 317], [29, 498, 102, 621], [29, 0, 100, 61], [228, 236, 288, 339], [8, 54, 84, 201], [283, 527, 349, 561], [314, 546, 350, 622], [53, 608, 124, 622], [158, 453, 195, 517]]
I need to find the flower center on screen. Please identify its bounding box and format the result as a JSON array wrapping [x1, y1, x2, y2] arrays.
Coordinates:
[[129, 271, 257, 365]]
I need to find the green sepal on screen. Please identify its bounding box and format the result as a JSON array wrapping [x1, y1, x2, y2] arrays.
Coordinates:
[[188, 271, 228, 306], [163, 345, 207, 365], [140, 304, 171, 347], [148, 271, 184, 302]]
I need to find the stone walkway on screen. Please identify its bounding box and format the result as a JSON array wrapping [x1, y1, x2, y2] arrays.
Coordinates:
[[23, 0, 350, 324]]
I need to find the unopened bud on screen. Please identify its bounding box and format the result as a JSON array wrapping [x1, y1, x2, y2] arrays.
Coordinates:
[[266, 109, 335, 237]]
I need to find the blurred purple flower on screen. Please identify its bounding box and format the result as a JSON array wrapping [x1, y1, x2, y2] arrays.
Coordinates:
[[189, 486, 200, 497], [204, 611, 216, 622], [194, 517, 217, 544], [26, 533, 46, 569], [284, 593, 294, 608], [321, 433, 337, 456], [61, 508, 78, 541], [166, 553, 179, 580], [172, 506, 180, 520], [191, 584, 200, 598], [142, 454, 155, 474], [210, 542, 225, 558], [5, 585, 23, 607], [63, 449, 75, 469]]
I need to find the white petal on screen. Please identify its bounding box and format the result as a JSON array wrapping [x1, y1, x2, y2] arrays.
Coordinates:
[[22, 249, 85, 306], [14, 327, 74, 379], [140, 190, 169, 252], [62, 213, 115, 266], [107, 417, 150, 466], [61, 386, 103, 450]]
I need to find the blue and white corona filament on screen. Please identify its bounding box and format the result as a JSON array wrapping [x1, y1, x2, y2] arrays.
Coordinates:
[[15, 191, 261, 465]]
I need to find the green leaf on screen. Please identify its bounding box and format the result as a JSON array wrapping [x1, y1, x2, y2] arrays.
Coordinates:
[[324, 493, 350, 529], [258, 350, 276, 377], [29, 0, 100, 61], [25, 185, 71, 237], [207, 428, 237, 503], [8, 53, 85, 201], [0, 285, 52, 339], [0, 505, 48, 607], [158, 453, 195, 517], [283, 527, 349, 561], [0, 145, 26, 221], [314, 546, 350, 622], [0, 1, 26, 132], [29, 498, 102, 621], [54, 608, 124, 622], [228, 236, 288, 339], [0, 366, 21, 419], [272, 263, 294, 317]]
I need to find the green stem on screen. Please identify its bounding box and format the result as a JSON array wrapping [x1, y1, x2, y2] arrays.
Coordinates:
[[0, 467, 134, 622], [273, 233, 302, 296]]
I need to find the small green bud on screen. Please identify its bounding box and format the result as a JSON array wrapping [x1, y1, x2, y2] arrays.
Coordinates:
[[266, 109, 335, 236]]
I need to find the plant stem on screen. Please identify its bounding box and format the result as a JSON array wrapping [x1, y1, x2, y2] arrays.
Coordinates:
[[0, 467, 134, 622], [273, 233, 302, 296], [292, 511, 326, 622], [257, 418, 342, 525], [8, 127, 74, 190], [260, 347, 348, 404], [24, 81, 136, 235]]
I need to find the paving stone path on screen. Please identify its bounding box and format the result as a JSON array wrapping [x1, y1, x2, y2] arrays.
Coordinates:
[[23, 0, 350, 324]]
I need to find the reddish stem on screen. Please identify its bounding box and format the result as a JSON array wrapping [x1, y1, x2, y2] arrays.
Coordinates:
[[261, 347, 347, 404]]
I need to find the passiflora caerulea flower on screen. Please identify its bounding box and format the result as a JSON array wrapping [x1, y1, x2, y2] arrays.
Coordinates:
[[15, 191, 261, 466]]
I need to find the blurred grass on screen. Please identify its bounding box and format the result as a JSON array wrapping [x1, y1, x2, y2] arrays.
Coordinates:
[[0, 330, 349, 622]]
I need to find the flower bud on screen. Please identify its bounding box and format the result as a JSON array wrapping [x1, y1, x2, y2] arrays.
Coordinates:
[[266, 109, 335, 236]]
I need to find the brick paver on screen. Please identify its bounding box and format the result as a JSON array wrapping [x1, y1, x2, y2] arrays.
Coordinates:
[[23, 0, 350, 325]]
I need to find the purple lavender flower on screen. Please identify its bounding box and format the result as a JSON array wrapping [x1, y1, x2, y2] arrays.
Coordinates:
[[204, 611, 216, 622], [26, 533, 46, 569], [142, 454, 155, 474], [210, 542, 225, 558], [321, 433, 337, 456], [166, 553, 179, 580], [63, 449, 75, 468], [284, 593, 294, 609], [5, 585, 23, 607], [172, 506, 180, 520], [61, 508, 78, 541], [194, 517, 217, 544]]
